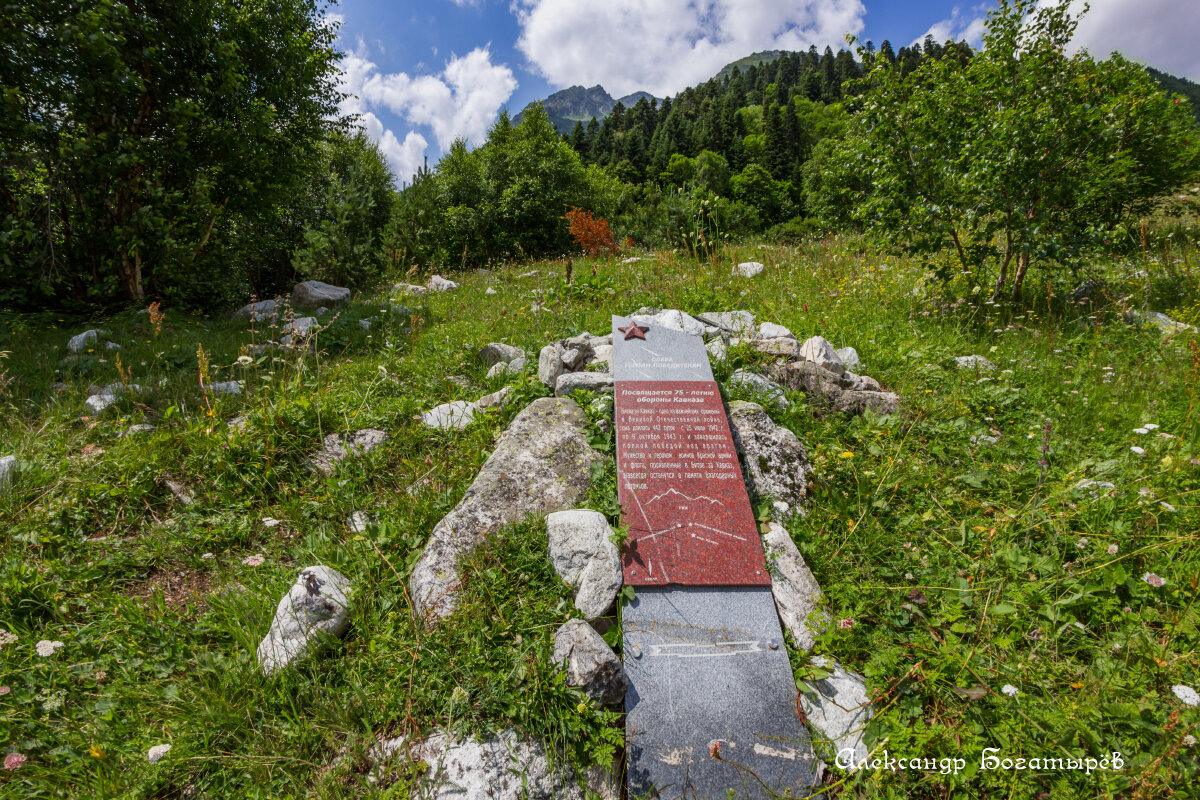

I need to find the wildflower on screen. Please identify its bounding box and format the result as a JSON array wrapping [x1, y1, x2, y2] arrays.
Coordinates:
[[1138, 487, 1153, 496], [1130, 446, 1145, 455], [1075, 537, 1088, 549], [0, 686, 7, 696], [1132, 427, 1149, 435], [1123, 606, 1132, 613], [905, 572, 915, 580], [1142, 572, 1166, 588], [35, 640, 64, 657], [1184, 735, 1197, 747], [1001, 684, 1019, 697], [1160, 502, 1177, 512], [1173, 685, 1199, 707], [838, 618, 855, 629], [236, 355, 253, 366], [1107, 544, 1118, 555], [839, 451, 854, 459], [3, 753, 26, 770], [1144, 423, 1159, 430], [94, 671, 106, 682], [0, 630, 17, 647], [242, 554, 265, 567], [201, 552, 215, 560], [147, 744, 172, 763], [261, 518, 280, 528]]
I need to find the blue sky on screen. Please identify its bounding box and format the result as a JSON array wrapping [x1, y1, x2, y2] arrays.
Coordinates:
[[330, 0, 1200, 184]]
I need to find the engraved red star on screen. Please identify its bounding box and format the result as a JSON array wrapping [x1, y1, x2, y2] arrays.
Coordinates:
[[619, 321, 648, 340]]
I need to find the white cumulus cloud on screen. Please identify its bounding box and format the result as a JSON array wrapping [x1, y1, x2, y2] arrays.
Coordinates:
[[918, 5, 986, 48], [1057, 0, 1200, 81], [337, 43, 517, 183], [512, 0, 867, 98]]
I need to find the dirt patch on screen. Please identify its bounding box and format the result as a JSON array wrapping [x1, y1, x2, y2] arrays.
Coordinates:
[[129, 566, 217, 615]]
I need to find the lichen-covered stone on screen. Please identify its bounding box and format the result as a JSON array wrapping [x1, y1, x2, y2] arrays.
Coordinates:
[[727, 401, 812, 518], [553, 620, 627, 705], [256, 565, 351, 676], [762, 522, 827, 651], [409, 398, 602, 623]]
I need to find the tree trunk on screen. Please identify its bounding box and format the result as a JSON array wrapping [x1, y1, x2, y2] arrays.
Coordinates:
[[990, 230, 1015, 302], [1009, 251, 1030, 302]]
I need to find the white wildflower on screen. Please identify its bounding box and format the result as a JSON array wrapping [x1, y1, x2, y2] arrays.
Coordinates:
[[1130, 446, 1145, 455], [1107, 544, 1118, 555], [0, 631, 17, 647], [236, 355, 253, 366], [35, 640, 64, 657], [1132, 427, 1149, 435], [1001, 684, 1019, 697], [1172, 685, 1199, 707], [1142, 572, 1166, 588], [1144, 423, 1159, 430]]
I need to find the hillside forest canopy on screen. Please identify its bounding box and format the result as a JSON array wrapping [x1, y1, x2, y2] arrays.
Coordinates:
[[1, 0, 1198, 310]]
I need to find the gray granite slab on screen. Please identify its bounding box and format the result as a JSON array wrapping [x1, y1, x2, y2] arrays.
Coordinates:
[[612, 315, 713, 384], [623, 587, 818, 799]]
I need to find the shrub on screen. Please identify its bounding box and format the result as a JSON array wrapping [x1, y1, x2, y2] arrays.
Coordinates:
[[563, 208, 617, 255]]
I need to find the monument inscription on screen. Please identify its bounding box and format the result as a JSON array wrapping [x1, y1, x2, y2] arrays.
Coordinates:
[[613, 314, 817, 798]]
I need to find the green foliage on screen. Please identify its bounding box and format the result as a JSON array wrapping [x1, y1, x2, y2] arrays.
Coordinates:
[[395, 106, 619, 268], [0, 0, 344, 306], [809, 0, 1200, 301], [291, 131, 395, 289]]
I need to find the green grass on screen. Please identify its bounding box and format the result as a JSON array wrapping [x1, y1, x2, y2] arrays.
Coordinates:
[[1, 240, 1198, 798]]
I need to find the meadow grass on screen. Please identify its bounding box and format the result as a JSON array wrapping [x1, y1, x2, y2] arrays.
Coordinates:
[[0, 238, 1197, 798]]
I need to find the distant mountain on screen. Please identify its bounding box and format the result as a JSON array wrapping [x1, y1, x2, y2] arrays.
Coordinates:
[[515, 85, 660, 134], [713, 50, 787, 82]]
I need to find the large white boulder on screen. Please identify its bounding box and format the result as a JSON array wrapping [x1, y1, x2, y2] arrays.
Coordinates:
[[800, 657, 873, 767], [291, 281, 350, 308], [727, 401, 813, 519], [629, 309, 706, 338], [421, 400, 478, 430], [67, 329, 106, 353], [256, 565, 352, 676], [312, 429, 387, 474], [409, 398, 602, 623], [734, 261, 765, 278], [233, 299, 278, 320], [798, 336, 845, 375]]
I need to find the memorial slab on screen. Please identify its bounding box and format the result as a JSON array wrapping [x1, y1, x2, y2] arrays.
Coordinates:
[[624, 587, 818, 799], [614, 315, 818, 799]]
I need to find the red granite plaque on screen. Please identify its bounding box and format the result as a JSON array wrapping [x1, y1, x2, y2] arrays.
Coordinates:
[[617, 380, 770, 586]]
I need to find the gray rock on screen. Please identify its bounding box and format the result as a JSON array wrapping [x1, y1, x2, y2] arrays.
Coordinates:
[[291, 281, 350, 308], [104, 342, 120, 351], [546, 509, 622, 619], [518, 270, 539, 278], [771, 361, 899, 416], [705, 339, 728, 363], [369, 729, 618, 799], [163, 477, 195, 505], [312, 429, 388, 474], [428, 274, 459, 292], [553, 620, 627, 705], [954, 355, 997, 370], [206, 380, 242, 396], [633, 306, 659, 315], [485, 287, 497, 295], [314, 306, 329, 316], [559, 347, 587, 370], [798, 336, 844, 375], [118, 424, 155, 438], [762, 522, 827, 651], [0, 455, 15, 495], [754, 337, 801, 358], [554, 371, 614, 397], [629, 309, 706, 337], [233, 299, 278, 320], [358, 318, 373, 330], [394, 282, 428, 296], [228, 416, 250, 433], [727, 401, 813, 519], [421, 400, 478, 430], [696, 310, 755, 335], [726, 369, 789, 410], [799, 657, 873, 767], [486, 356, 526, 378], [1128, 310, 1196, 335], [256, 565, 351, 676], [537, 343, 565, 389], [841, 371, 881, 392], [478, 342, 523, 366], [758, 321, 796, 340], [409, 398, 602, 623], [836, 346, 861, 370], [476, 387, 509, 409], [1067, 280, 1105, 305], [84, 382, 148, 414], [1074, 479, 1116, 498], [834, 389, 900, 416], [67, 329, 106, 353], [734, 261, 765, 278], [347, 511, 377, 533], [587, 344, 613, 371], [285, 316, 318, 337]]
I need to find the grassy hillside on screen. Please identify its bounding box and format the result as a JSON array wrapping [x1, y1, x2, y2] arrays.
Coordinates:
[[1, 238, 1198, 798]]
